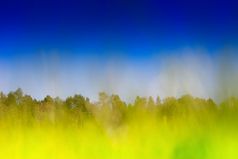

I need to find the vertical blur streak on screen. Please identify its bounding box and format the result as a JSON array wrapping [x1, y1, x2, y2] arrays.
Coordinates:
[[150, 50, 217, 100], [41, 52, 61, 97], [0, 48, 238, 102], [216, 48, 238, 102]]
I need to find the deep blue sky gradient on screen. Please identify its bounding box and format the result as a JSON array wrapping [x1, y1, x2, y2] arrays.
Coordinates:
[[0, 0, 238, 60]]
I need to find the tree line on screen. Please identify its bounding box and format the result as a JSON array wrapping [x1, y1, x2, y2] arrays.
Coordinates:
[[0, 88, 237, 128]]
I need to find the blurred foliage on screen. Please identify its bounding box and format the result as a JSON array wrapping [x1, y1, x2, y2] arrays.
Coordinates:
[[0, 89, 238, 158]]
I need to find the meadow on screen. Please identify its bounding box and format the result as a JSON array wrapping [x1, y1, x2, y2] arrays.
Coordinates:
[[0, 89, 237, 159]]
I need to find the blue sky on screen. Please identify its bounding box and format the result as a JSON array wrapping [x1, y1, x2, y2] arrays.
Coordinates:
[[0, 0, 238, 101]]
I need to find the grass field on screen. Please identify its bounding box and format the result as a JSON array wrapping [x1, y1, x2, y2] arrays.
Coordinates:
[[0, 89, 237, 159]]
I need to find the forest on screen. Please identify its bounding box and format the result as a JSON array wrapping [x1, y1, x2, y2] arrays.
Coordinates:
[[0, 88, 237, 159]]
